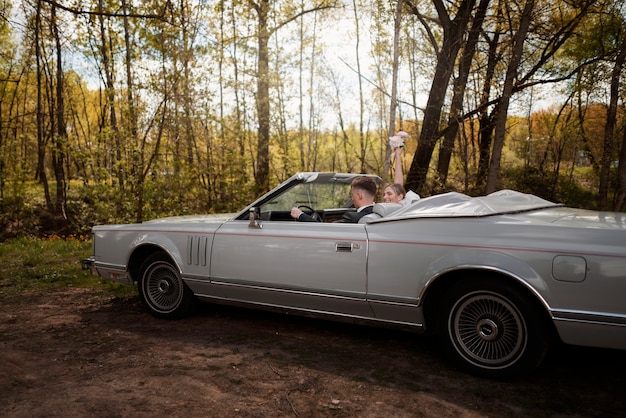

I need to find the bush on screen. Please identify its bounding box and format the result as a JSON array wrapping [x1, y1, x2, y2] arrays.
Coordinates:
[[499, 166, 597, 209]]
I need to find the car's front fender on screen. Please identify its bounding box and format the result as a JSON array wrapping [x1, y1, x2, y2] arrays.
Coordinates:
[[125, 233, 186, 282]]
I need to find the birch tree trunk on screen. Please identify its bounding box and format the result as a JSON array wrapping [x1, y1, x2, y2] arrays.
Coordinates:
[[35, 0, 53, 213], [384, 0, 403, 185], [51, 3, 68, 222]]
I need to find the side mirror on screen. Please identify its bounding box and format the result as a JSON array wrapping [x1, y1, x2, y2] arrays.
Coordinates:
[[248, 207, 262, 229]]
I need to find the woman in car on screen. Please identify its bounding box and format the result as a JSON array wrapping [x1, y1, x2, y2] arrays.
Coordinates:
[[382, 131, 419, 205]]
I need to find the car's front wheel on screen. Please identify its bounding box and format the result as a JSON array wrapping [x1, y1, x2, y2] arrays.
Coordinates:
[[138, 252, 195, 319], [436, 277, 551, 379]]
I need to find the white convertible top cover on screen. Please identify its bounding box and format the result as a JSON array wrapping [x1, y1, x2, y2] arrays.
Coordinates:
[[391, 189, 560, 218]]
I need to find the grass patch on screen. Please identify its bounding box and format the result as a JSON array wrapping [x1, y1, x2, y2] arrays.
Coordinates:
[[0, 235, 133, 298]]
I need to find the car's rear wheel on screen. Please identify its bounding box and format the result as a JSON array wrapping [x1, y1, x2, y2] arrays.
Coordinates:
[[138, 252, 195, 319], [436, 277, 551, 379]]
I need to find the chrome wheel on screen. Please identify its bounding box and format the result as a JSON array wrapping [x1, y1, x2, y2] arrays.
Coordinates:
[[437, 277, 551, 378], [450, 291, 526, 367], [138, 252, 195, 319], [143, 261, 183, 313]]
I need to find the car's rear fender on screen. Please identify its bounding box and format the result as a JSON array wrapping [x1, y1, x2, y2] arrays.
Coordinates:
[[418, 249, 553, 331]]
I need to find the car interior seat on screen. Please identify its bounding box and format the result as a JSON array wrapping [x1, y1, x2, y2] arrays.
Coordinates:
[[358, 202, 404, 223]]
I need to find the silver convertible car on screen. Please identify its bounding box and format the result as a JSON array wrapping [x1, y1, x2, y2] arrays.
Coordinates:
[[83, 172, 626, 378]]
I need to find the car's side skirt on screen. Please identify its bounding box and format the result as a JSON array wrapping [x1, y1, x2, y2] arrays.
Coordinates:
[[186, 276, 374, 318], [184, 276, 425, 331], [193, 292, 426, 332]]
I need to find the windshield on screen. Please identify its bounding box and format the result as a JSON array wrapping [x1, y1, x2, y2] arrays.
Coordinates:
[[232, 172, 382, 221], [260, 181, 352, 213]]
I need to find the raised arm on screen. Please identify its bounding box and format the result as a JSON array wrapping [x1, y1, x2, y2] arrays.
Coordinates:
[[393, 146, 404, 186]]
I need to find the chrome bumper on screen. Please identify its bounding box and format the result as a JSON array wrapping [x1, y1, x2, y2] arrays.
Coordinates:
[[81, 256, 98, 276], [82, 257, 133, 285]]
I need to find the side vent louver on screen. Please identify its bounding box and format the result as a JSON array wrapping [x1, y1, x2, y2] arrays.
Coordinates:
[[187, 235, 208, 266]]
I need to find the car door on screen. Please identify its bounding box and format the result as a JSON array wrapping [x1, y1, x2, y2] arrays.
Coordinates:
[[209, 219, 373, 318]]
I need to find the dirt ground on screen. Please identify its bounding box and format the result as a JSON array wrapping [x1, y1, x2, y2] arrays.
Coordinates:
[[1, 287, 625, 418]]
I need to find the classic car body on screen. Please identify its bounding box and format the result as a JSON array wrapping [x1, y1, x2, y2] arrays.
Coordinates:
[[83, 172, 626, 378]]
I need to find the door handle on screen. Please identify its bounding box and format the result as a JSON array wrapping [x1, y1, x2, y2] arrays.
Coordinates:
[[336, 242, 360, 252]]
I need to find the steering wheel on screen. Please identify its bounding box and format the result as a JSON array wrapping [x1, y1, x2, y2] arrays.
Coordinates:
[[297, 205, 321, 222]]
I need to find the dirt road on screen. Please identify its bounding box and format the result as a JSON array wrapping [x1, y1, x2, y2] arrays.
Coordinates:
[[1, 287, 624, 417]]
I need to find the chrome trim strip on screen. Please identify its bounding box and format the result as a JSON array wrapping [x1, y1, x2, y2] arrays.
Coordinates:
[[185, 277, 420, 308], [192, 278, 366, 301], [192, 293, 425, 329], [552, 310, 626, 327], [419, 264, 552, 312], [184, 277, 420, 309], [367, 298, 418, 308]]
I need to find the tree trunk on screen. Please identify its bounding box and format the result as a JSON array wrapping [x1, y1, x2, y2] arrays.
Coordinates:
[[436, 0, 490, 189], [121, 0, 144, 222], [615, 124, 626, 211], [475, 7, 502, 191], [610, 32, 626, 210], [51, 4, 68, 224], [307, 10, 320, 172], [486, 0, 535, 193], [383, 0, 404, 185], [98, 0, 124, 192], [405, 0, 477, 195], [254, 0, 271, 194], [351, 0, 366, 174], [34, 0, 53, 212]]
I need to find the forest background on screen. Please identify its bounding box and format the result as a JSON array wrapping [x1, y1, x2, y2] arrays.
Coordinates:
[[1, 0, 625, 239]]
